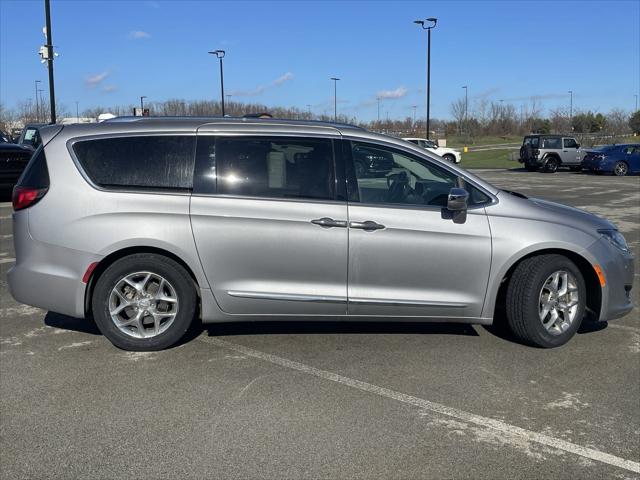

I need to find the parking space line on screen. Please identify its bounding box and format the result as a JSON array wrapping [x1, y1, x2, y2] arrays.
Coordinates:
[[0, 234, 13, 239], [198, 335, 640, 474], [0, 258, 15, 264], [608, 324, 640, 334]]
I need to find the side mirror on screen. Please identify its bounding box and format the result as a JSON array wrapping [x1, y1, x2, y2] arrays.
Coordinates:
[[447, 187, 469, 211]]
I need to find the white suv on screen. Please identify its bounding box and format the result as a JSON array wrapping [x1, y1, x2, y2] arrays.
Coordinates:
[[403, 137, 461, 163]]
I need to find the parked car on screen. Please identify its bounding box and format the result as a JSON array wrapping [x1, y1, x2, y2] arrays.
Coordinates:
[[582, 144, 640, 176], [8, 118, 633, 351], [0, 140, 33, 189], [403, 137, 461, 163], [352, 143, 395, 177], [17, 124, 46, 151], [519, 134, 585, 172]]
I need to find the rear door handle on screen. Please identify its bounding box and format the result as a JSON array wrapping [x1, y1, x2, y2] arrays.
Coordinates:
[[350, 220, 385, 231], [311, 217, 347, 228]]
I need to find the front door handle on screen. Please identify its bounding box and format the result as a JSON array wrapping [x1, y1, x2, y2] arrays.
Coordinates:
[[350, 220, 385, 231], [311, 217, 347, 228]]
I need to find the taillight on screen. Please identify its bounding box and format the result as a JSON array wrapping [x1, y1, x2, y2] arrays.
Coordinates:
[[12, 186, 48, 211]]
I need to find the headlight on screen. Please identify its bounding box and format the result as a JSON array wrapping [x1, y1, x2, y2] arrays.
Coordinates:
[[598, 229, 630, 253]]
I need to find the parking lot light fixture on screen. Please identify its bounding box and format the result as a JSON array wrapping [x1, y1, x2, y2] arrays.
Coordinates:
[[209, 50, 226, 116], [415, 17, 437, 139]]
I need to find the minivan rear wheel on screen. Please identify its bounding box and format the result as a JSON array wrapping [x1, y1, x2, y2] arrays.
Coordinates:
[[505, 254, 586, 348], [91, 253, 197, 351]]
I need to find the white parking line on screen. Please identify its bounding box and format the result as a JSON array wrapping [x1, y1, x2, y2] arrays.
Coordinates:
[[198, 336, 640, 474], [608, 323, 640, 334], [0, 234, 12, 239], [0, 257, 15, 264]]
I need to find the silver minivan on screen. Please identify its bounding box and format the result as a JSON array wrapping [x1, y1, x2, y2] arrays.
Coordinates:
[[8, 118, 634, 350]]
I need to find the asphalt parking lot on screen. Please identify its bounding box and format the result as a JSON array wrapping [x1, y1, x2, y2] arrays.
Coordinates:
[[1, 169, 638, 479]]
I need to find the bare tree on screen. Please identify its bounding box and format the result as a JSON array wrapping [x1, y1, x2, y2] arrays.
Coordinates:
[[449, 97, 466, 133]]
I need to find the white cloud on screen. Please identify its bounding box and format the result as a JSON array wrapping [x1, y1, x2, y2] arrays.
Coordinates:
[[86, 71, 109, 88], [376, 86, 408, 99], [230, 72, 294, 97], [103, 85, 117, 93], [129, 30, 151, 39]]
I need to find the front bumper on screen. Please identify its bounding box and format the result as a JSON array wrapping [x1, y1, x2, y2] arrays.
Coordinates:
[[585, 237, 635, 321]]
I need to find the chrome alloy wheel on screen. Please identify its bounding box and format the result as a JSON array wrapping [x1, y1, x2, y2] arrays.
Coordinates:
[[109, 271, 179, 339], [538, 270, 579, 336], [614, 162, 628, 176]]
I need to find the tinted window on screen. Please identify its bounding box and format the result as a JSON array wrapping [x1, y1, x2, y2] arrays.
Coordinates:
[[73, 136, 195, 190], [563, 138, 578, 148], [17, 146, 49, 187], [523, 136, 540, 148], [22, 128, 41, 148], [350, 142, 489, 207], [195, 137, 335, 200]]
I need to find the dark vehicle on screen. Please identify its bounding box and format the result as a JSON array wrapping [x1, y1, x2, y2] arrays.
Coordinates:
[[17, 124, 46, 151], [519, 134, 585, 172], [1, 131, 12, 143], [582, 144, 640, 176], [0, 142, 33, 189], [352, 144, 395, 177]]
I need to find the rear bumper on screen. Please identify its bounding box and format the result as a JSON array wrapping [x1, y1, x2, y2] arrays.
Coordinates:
[[7, 211, 102, 318]]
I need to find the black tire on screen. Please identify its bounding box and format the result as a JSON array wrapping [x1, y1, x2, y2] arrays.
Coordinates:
[[613, 161, 629, 177], [91, 253, 197, 351], [544, 157, 559, 173], [505, 254, 586, 348], [443, 153, 456, 163]]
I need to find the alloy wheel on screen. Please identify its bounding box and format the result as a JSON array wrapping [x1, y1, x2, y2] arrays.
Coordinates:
[[109, 271, 179, 339], [538, 270, 579, 336]]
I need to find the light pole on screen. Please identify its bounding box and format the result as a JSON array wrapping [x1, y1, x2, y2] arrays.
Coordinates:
[[330, 77, 340, 122], [462, 85, 468, 135], [34, 80, 41, 122], [140, 95, 147, 114], [209, 50, 226, 116], [414, 17, 437, 139], [412, 105, 417, 124], [307, 104, 312, 118], [44, 0, 56, 124], [568, 90, 573, 121], [37, 88, 45, 121]]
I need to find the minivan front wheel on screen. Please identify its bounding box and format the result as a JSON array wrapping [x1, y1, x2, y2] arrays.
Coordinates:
[[505, 254, 586, 348], [92, 253, 197, 351]]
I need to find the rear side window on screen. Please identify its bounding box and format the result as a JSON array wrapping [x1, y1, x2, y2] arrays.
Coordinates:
[[541, 137, 561, 149], [523, 136, 539, 148], [72, 136, 195, 190], [17, 146, 49, 187], [194, 136, 336, 201]]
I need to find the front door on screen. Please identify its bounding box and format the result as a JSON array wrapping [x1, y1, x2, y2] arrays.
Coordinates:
[[562, 138, 581, 165], [344, 140, 492, 319], [190, 133, 348, 315]]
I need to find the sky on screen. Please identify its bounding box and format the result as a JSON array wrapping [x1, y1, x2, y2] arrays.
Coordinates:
[[1, 0, 639, 121]]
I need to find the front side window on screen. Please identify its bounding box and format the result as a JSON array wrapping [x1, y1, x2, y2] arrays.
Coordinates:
[[350, 142, 489, 208], [563, 138, 578, 148], [73, 135, 195, 190], [194, 137, 335, 200]]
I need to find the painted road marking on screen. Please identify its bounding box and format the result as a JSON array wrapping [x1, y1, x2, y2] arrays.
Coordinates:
[[0, 258, 15, 264], [198, 336, 640, 474], [0, 234, 12, 239]]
